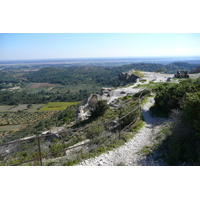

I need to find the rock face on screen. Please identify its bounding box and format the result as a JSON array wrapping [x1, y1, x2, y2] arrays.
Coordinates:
[[118, 71, 139, 86]]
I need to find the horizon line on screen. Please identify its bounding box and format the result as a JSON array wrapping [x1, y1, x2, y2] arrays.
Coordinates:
[[1, 55, 200, 62]]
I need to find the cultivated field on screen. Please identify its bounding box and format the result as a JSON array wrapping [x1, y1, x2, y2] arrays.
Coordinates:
[[39, 102, 80, 111], [0, 102, 80, 134], [0, 111, 56, 126]]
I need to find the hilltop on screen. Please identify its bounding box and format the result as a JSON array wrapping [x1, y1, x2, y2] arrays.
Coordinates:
[[0, 62, 200, 165]]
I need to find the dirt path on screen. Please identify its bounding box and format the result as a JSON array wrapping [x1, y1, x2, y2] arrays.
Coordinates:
[[77, 97, 171, 166]]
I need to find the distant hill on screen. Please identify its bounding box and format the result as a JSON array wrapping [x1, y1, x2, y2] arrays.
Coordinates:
[[22, 62, 199, 86], [121, 62, 198, 74]]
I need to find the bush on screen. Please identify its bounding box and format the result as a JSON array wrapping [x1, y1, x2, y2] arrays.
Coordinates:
[[86, 125, 104, 139], [183, 92, 200, 132]]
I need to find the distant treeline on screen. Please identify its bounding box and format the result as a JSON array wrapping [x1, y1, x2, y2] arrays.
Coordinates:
[[23, 66, 120, 86], [22, 62, 199, 84]]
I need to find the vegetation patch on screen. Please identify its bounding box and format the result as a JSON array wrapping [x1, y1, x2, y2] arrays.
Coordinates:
[[39, 102, 80, 111], [148, 78, 200, 165], [139, 79, 147, 83]]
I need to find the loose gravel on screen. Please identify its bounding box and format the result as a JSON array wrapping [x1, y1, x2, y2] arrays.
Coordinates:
[[77, 97, 171, 166]]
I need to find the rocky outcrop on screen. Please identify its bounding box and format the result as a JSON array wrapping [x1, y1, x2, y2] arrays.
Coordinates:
[[76, 88, 113, 121], [76, 70, 139, 121], [118, 70, 139, 86]]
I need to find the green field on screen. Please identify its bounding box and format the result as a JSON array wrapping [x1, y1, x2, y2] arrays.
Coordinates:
[[39, 102, 80, 111]]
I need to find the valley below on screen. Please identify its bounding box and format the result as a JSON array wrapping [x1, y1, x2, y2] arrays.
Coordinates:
[[0, 60, 200, 166]]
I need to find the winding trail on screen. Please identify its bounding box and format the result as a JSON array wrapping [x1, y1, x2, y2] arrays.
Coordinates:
[[77, 96, 171, 166]]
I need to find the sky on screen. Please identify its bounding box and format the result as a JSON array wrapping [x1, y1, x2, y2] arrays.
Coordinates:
[[0, 33, 200, 61]]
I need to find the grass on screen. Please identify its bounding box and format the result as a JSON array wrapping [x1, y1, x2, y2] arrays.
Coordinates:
[[39, 102, 80, 111], [139, 146, 153, 155]]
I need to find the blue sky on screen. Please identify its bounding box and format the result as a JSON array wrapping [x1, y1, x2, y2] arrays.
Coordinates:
[[0, 33, 200, 60]]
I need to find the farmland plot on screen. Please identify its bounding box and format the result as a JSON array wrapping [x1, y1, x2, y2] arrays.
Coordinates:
[[39, 102, 80, 111], [0, 111, 56, 134]]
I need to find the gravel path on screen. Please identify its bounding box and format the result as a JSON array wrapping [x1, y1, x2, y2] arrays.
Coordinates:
[[77, 97, 171, 166]]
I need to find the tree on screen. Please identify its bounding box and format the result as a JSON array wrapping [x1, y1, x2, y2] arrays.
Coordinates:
[[90, 100, 109, 118]]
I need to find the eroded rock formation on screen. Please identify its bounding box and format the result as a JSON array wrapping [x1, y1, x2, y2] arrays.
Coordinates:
[[118, 70, 139, 86]]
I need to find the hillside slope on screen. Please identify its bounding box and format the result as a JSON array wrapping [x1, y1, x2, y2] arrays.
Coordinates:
[[77, 97, 172, 166]]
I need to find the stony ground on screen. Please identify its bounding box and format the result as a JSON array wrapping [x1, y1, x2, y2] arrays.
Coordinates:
[[107, 72, 176, 104], [76, 96, 172, 166]]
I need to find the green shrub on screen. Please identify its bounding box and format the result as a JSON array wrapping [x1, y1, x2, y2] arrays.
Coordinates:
[[183, 92, 200, 132], [139, 79, 147, 83]]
